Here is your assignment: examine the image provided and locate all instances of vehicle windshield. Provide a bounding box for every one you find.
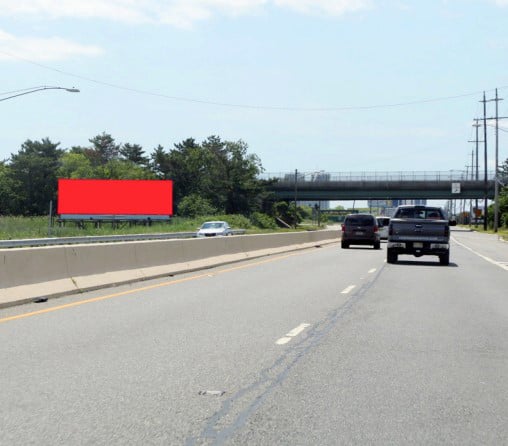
[201,222,225,229]
[396,208,443,219]
[346,216,374,226]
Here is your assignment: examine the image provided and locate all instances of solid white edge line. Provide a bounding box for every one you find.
[452,236,508,272]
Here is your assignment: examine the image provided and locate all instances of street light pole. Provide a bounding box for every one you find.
[0,86,80,102]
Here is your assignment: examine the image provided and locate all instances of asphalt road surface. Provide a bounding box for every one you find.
[1,228,507,445]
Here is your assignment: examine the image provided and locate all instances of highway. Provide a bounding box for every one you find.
[1,228,507,445]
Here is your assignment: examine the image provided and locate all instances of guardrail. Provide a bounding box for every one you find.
[261,171,497,182]
[0,230,246,249]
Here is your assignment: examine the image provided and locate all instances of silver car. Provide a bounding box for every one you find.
[376,217,390,240]
[196,221,232,237]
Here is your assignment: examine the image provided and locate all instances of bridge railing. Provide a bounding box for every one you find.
[261,171,496,182]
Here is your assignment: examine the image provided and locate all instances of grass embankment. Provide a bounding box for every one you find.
[0,215,321,240]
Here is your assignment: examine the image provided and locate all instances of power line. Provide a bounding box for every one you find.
[2,49,508,112]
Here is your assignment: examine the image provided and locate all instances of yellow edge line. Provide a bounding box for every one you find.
[0,248,324,324]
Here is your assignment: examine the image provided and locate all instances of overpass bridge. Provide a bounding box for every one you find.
[263,171,496,201]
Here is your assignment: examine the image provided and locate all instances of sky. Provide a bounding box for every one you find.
[1,0,508,185]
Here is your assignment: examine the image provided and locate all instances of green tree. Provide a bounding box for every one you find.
[162,136,265,214]
[120,143,149,166]
[88,132,119,165]
[201,136,264,214]
[162,138,212,207]
[95,159,155,179]
[57,152,95,178]
[7,138,63,215]
[0,162,14,213]
[150,145,171,178]
[499,157,508,182]
[222,139,263,214]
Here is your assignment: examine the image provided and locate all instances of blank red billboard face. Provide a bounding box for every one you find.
[57,179,173,216]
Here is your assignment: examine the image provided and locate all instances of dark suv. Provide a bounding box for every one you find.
[341,214,380,249]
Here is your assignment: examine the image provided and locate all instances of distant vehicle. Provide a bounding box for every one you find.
[376,217,391,240]
[196,221,232,237]
[387,205,456,265]
[341,214,380,249]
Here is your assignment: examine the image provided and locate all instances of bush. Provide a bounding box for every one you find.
[177,194,217,218]
[250,212,277,229]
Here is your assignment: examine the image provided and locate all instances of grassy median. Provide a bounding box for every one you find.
[0,215,322,240]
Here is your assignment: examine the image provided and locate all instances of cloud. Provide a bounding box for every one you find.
[274,0,373,16]
[0,0,372,28]
[0,29,104,61]
[0,0,372,60]
[0,0,152,23]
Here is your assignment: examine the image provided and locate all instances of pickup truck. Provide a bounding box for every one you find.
[387,205,456,265]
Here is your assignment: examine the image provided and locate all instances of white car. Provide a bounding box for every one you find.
[196,221,232,237]
[376,216,390,240]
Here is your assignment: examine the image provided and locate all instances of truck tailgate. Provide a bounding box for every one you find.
[390,219,448,241]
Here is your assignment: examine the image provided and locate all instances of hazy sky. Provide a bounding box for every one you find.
[1,0,507,178]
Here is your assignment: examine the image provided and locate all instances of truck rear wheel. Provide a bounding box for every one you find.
[387,249,397,264]
[439,252,450,266]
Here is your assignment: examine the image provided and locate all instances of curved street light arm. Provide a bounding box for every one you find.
[0,86,80,102]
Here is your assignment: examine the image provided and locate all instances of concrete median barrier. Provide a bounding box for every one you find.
[0,230,339,308]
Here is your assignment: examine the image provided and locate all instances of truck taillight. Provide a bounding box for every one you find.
[444,225,449,237]
[389,225,393,236]
[341,224,345,231]
[373,225,379,233]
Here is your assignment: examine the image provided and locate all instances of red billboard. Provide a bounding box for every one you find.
[57,179,173,216]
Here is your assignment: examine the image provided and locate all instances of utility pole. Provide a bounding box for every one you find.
[481,92,490,231]
[470,150,474,225]
[480,89,505,232]
[469,119,482,226]
[493,88,503,232]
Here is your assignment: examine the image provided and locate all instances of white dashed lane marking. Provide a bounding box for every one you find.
[276,323,311,345]
[341,285,356,294]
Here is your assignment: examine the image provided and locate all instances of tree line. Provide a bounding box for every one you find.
[0,133,282,221]
[1,132,507,228]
